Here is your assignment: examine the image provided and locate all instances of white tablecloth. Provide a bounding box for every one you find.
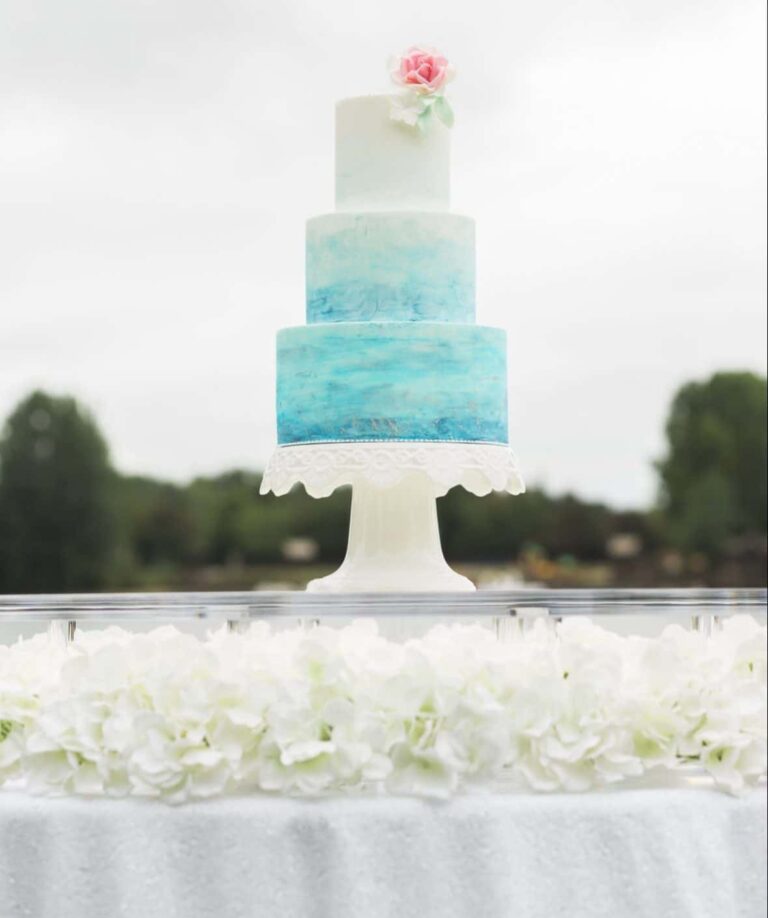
[1,786,765,918]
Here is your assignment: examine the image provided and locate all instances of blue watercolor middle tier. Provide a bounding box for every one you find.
[306,212,475,324]
[276,322,508,445]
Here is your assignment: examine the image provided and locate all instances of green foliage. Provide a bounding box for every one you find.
[657,372,767,553]
[185,473,351,564]
[113,476,197,565]
[0,391,116,592]
[438,487,615,562]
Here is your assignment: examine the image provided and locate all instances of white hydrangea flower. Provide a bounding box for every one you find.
[0,617,764,801]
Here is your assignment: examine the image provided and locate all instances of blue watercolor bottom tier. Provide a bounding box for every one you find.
[276,322,508,445]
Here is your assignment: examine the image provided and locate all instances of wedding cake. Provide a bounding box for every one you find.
[263,49,523,592]
[275,50,509,447]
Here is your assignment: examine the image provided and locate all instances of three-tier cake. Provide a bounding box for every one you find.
[275,91,509,447]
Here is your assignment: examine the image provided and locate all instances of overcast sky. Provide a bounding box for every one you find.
[1,0,765,509]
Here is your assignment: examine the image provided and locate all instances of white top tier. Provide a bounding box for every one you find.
[335,95,450,212]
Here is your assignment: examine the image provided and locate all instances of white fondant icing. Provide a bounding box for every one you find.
[335,96,450,212]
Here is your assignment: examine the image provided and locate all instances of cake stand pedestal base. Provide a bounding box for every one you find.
[260,442,525,594]
[307,475,473,593]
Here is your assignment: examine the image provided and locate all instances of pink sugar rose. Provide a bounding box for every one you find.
[391,46,453,94]
[389,45,455,131]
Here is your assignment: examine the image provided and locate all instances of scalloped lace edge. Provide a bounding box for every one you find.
[260,442,525,498]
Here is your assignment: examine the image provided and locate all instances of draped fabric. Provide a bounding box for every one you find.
[1,786,765,918]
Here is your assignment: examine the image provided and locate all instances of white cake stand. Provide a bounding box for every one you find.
[260,442,525,592]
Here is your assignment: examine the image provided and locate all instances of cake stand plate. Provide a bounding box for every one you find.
[260,442,524,593]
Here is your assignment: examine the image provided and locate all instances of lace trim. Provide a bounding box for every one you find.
[260,442,525,498]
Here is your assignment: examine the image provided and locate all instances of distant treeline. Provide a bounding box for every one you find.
[112,470,653,567]
[0,371,765,592]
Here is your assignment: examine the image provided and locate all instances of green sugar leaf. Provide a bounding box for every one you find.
[417,104,434,134]
[434,96,454,128]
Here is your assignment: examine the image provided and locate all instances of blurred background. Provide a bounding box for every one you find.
[1,0,765,592]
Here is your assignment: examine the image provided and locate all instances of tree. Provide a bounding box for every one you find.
[657,372,767,554]
[113,475,198,567]
[0,391,116,592]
